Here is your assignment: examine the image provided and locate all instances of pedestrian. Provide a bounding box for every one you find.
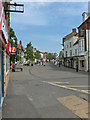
[12,63,15,72]
[43,62,46,66]
[59,61,60,67]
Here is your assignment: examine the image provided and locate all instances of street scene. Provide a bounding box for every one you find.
[0,0,90,119]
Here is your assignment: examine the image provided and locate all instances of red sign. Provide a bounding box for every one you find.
[11,47,17,55]
[6,42,11,53]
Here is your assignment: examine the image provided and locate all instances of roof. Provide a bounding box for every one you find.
[73,40,78,46]
[78,16,90,29]
[22,46,25,51]
[63,29,77,42]
[17,44,21,49]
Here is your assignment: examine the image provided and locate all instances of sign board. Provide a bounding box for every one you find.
[6,42,11,53]
[11,46,17,55]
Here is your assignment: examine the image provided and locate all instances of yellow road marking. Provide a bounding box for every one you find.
[57,95,89,118]
[45,81,90,94]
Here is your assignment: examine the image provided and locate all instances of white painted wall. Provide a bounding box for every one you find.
[64,36,78,58]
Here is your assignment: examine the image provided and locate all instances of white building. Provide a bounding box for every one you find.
[63,29,79,68]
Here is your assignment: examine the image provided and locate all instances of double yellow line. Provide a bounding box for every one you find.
[45,81,90,94]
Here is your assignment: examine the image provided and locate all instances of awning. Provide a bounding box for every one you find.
[66,57,73,60]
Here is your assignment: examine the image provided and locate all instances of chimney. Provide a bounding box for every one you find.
[82,12,88,22]
[20,40,22,45]
[72,28,76,33]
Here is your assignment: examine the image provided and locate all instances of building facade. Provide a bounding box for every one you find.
[78,16,90,72]
[0,0,9,107]
[63,29,78,68]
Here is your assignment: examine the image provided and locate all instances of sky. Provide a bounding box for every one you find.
[10,2,88,54]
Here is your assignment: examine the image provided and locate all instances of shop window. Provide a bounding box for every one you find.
[0,50,2,76]
[6,54,9,73]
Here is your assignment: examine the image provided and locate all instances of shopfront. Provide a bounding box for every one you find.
[78,56,85,71]
[0,0,8,107]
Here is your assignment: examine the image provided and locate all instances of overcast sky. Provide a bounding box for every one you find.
[10,2,88,53]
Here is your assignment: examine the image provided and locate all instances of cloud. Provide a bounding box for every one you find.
[11,2,50,26]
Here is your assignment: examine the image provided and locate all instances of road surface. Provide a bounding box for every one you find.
[2,63,89,119]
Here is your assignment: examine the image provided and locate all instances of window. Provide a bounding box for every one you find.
[6,54,9,73]
[82,40,84,51]
[66,51,67,57]
[79,40,81,52]
[75,49,77,55]
[70,50,72,56]
[70,42,71,48]
[0,50,2,76]
[80,29,84,37]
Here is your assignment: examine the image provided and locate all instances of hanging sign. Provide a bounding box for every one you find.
[11,46,17,55]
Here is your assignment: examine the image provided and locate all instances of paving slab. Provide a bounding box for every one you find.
[57,95,89,118]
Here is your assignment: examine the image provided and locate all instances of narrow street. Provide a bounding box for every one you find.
[2,63,89,119]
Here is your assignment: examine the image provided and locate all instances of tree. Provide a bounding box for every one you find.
[9,27,20,63]
[9,27,17,46]
[35,50,41,60]
[47,53,54,60]
[24,42,34,62]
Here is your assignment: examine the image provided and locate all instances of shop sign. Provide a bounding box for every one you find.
[11,46,17,55]
[78,57,84,60]
[0,0,8,43]
[6,42,11,53]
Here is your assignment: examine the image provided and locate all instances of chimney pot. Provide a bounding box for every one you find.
[72,28,76,32]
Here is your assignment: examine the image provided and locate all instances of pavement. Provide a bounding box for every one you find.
[0,109,1,120]
[50,62,89,75]
[2,63,89,119]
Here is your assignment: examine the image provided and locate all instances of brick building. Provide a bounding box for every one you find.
[78,16,90,72]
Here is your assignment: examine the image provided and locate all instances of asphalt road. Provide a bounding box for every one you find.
[2,63,89,119]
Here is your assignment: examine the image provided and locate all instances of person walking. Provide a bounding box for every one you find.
[12,63,15,72]
[43,62,46,66]
[59,61,60,67]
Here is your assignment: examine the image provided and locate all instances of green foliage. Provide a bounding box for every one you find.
[35,50,41,60]
[9,27,21,62]
[25,42,34,61]
[47,53,54,60]
[9,27,17,46]
[16,55,21,61]
[27,42,32,48]
[10,55,15,63]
